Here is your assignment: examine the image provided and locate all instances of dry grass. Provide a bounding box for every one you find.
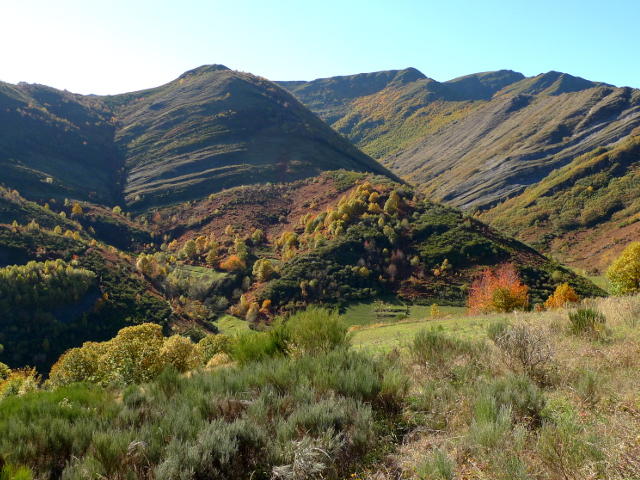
[362,294,640,480]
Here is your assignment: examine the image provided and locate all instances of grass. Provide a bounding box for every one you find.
[350,313,493,353]
[341,300,465,327]
[215,314,251,335]
[172,264,228,282]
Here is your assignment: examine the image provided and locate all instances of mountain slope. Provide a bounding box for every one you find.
[280,69,640,210]
[0,65,397,211]
[0,82,123,204]
[109,65,397,209]
[481,134,640,271]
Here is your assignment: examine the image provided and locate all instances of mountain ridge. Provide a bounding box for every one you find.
[0,65,398,211]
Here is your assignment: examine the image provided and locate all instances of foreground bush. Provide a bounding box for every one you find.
[568,308,607,338]
[489,321,554,383]
[0,350,406,480]
[48,324,201,387]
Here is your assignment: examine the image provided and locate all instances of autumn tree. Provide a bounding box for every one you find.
[607,241,640,295]
[181,239,197,260]
[468,263,529,314]
[71,202,83,217]
[544,283,579,309]
[220,255,246,272]
[251,228,265,245]
[252,258,275,282]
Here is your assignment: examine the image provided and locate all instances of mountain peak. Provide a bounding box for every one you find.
[178,64,231,79]
[392,67,427,84]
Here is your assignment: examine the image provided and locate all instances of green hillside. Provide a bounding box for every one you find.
[0,65,397,212]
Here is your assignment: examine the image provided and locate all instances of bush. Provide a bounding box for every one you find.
[230,332,283,365]
[283,307,350,355]
[536,397,606,479]
[482,374,546,426]
[607,241,640,295]
[415,449,455,480]
[0,350,401,480]
[49,324,203,387]
[197,334,231,363]
[490,322,554,382]
[468,263,529,314]
[410,328,485,375]
[568,308,607,338]
[544,283,579,309]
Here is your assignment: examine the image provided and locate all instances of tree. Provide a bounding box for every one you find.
[252,258,275,282]
[220,255,246,272]
[71,202,83,217]
[544,283,579,309]
[607,241,640,295]
[205,246,218,266]
[181,239,197,260]
[195,236,208,254]
[251,228,265,245]
[468,263,529,314]
[383,191,401,215]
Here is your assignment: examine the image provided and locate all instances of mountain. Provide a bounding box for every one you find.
[280,69,640,210]
[481,134,640,272]
[0,65,396,210]
[0,66,605,372]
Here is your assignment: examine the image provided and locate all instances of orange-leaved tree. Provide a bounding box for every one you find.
[544,283,579,310]
[468,263,529,314]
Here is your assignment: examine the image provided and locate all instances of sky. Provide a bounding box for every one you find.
[1,0,638,95]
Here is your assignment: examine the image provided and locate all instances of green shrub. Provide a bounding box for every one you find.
[482,374,546,426]
[415,448,455,480]
[536,398,606,479]
[0,350,402,479]
[568,308,607,338]
[197,334,232,363]
[0,464,33,480]
[230,331,283,365]
[284,307,350,355]
[410,328,485,375]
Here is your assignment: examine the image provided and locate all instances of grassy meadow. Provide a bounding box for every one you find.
[2,293,640,479]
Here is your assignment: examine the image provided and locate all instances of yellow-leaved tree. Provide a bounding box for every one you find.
[607,241,640,295]
[544,283,579,309]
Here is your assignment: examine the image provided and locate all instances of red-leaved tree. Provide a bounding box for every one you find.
[468,263,529,314]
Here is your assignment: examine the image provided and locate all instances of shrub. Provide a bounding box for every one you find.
[468,263,529,314]
[544,283,579,309]
[0,362,10,381]
[283,307,350,355]
[410,328,485,375]
[0,463,33,480]
[159,335,201,373]
[607,241,640,295]
[0,368,39,399]
[536,397,606,479]
[252,258,275,282]
[220,255,246,272]
[49,324,203,387]
[568,308,607,338]
[415,449,455,480]
[490,323,554,382]
[481,374,546,426]
[230,332,283,365]
[197,334,231,363]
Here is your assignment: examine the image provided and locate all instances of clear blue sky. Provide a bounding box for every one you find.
[1,0,638,95]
